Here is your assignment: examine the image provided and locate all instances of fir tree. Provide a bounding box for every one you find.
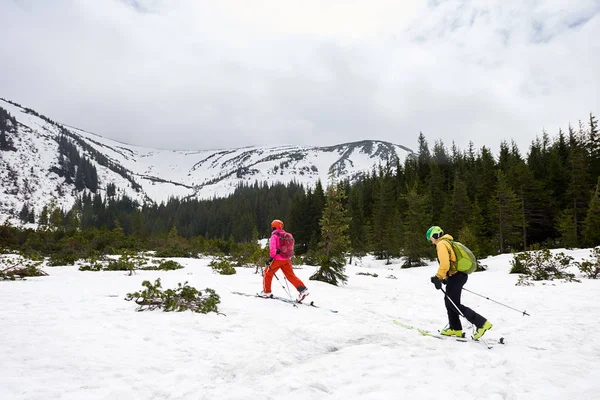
[38,206,49,226]
[567,146,592,244]
[450,172,470,233]
[582,176,600,247]
[427,162,446,226]
[347,187,368,259]
[462,200,487,257]
[48,201,63,231]
[19,204,30,223]
[310,183,350,286]
[587,113,600,181]
[371,170,395,261]
[401,187,431,267]
[489,170,523,253]
[417,132,431,184]
[0,127,8,151]
[556,209,578,248]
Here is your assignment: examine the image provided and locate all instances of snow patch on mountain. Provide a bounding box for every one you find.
[0,98,415,224]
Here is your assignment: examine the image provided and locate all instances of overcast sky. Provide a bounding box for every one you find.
[1,0,599,154]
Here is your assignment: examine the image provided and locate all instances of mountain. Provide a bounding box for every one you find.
[0,98,415,224]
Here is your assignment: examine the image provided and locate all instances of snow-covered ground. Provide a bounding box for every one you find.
[1,249,599,400]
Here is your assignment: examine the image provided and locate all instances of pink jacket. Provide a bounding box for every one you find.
[269,228,289,260]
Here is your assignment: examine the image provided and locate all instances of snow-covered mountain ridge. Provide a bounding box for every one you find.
[0,98,415,223]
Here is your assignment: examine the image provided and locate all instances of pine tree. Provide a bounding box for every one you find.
[75,159,86,191]
[556,209,578,248]
[461,200,487,256]
[450,172,470,233]
[567,146,592,244]
[48,201,63,230]
[587,113,600,181]
[428,162,446,225]
[310,183,350,286]
[0,127,8,150]
[347,187,368,259]
[39,205,49,226]
[371,170,395,261]
[472,146,497,228]
[402,187,431,267]
[304,181,326,251]
[19,203,30,223]
[489,170,523,253]
[417,132,431,184]
[582,176,600,246]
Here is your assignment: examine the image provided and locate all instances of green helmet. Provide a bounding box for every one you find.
[426,226,444,241]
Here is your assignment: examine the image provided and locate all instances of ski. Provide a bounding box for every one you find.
[231,291,338,313]
[393,320,468,342]
[393,320,505,346]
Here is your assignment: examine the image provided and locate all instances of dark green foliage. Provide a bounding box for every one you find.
[300,249,320,266]
[310,183,350,286]
[576,247,600,279]
[555,209,578,248]
[582,177,600,246]
[1,110,599,262]
[209,258,237,275]
[310,254,347,285]
[154,226,192,258]
[0,255,47,280]
[0,107,17,151]
[143,260,184,271]
[125,278,221,314]
[230,240,264,268]
[47,251,79,266]
[356,271,378,277]
[489,170,524,253]
[510,245,577,282]
[401,187,431,268]
[371,166,397,261]
[106,251,148,273]
[347,186,368,258]
[51,135,98,192]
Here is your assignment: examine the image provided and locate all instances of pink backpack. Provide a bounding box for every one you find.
[276,231,295,258]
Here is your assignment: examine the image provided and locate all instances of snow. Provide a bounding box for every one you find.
[1,249,599,399]
[1,98,414,224]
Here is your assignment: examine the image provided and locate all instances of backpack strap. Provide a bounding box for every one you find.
[441,239,457,270]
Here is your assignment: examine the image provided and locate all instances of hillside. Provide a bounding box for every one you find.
[0,98,414,224]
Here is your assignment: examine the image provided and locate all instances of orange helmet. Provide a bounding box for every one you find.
[271,219,284,229]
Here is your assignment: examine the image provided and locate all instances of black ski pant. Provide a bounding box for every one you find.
[444,272,487,330]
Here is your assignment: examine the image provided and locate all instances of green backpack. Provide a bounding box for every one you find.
[445,239,478,274]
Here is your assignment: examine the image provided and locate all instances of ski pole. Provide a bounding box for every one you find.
[463,288,530,316]
[283,276,294,299]
[271,269,297,306]
[440,288,465,319]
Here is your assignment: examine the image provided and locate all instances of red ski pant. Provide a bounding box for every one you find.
[263,259,305,293]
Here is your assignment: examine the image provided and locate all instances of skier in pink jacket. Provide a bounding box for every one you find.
[259,219,309,302]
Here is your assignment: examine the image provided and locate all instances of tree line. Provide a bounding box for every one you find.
[3,112,599,267]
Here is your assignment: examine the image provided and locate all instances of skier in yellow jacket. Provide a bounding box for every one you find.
[427,226,492,340]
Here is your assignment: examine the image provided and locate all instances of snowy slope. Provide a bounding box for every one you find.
[0,98,414,224]
[0,248,599,399]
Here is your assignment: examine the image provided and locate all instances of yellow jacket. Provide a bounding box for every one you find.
[435,234,457,279]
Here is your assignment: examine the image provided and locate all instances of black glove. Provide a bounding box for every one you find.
[430,276,442,290]
[265,258,273,267]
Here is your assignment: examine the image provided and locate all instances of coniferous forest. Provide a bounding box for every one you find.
[1,112,599,268]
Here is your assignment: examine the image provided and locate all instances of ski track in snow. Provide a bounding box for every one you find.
[1,250,599,399]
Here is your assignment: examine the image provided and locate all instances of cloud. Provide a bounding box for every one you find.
[0,0,598,155]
